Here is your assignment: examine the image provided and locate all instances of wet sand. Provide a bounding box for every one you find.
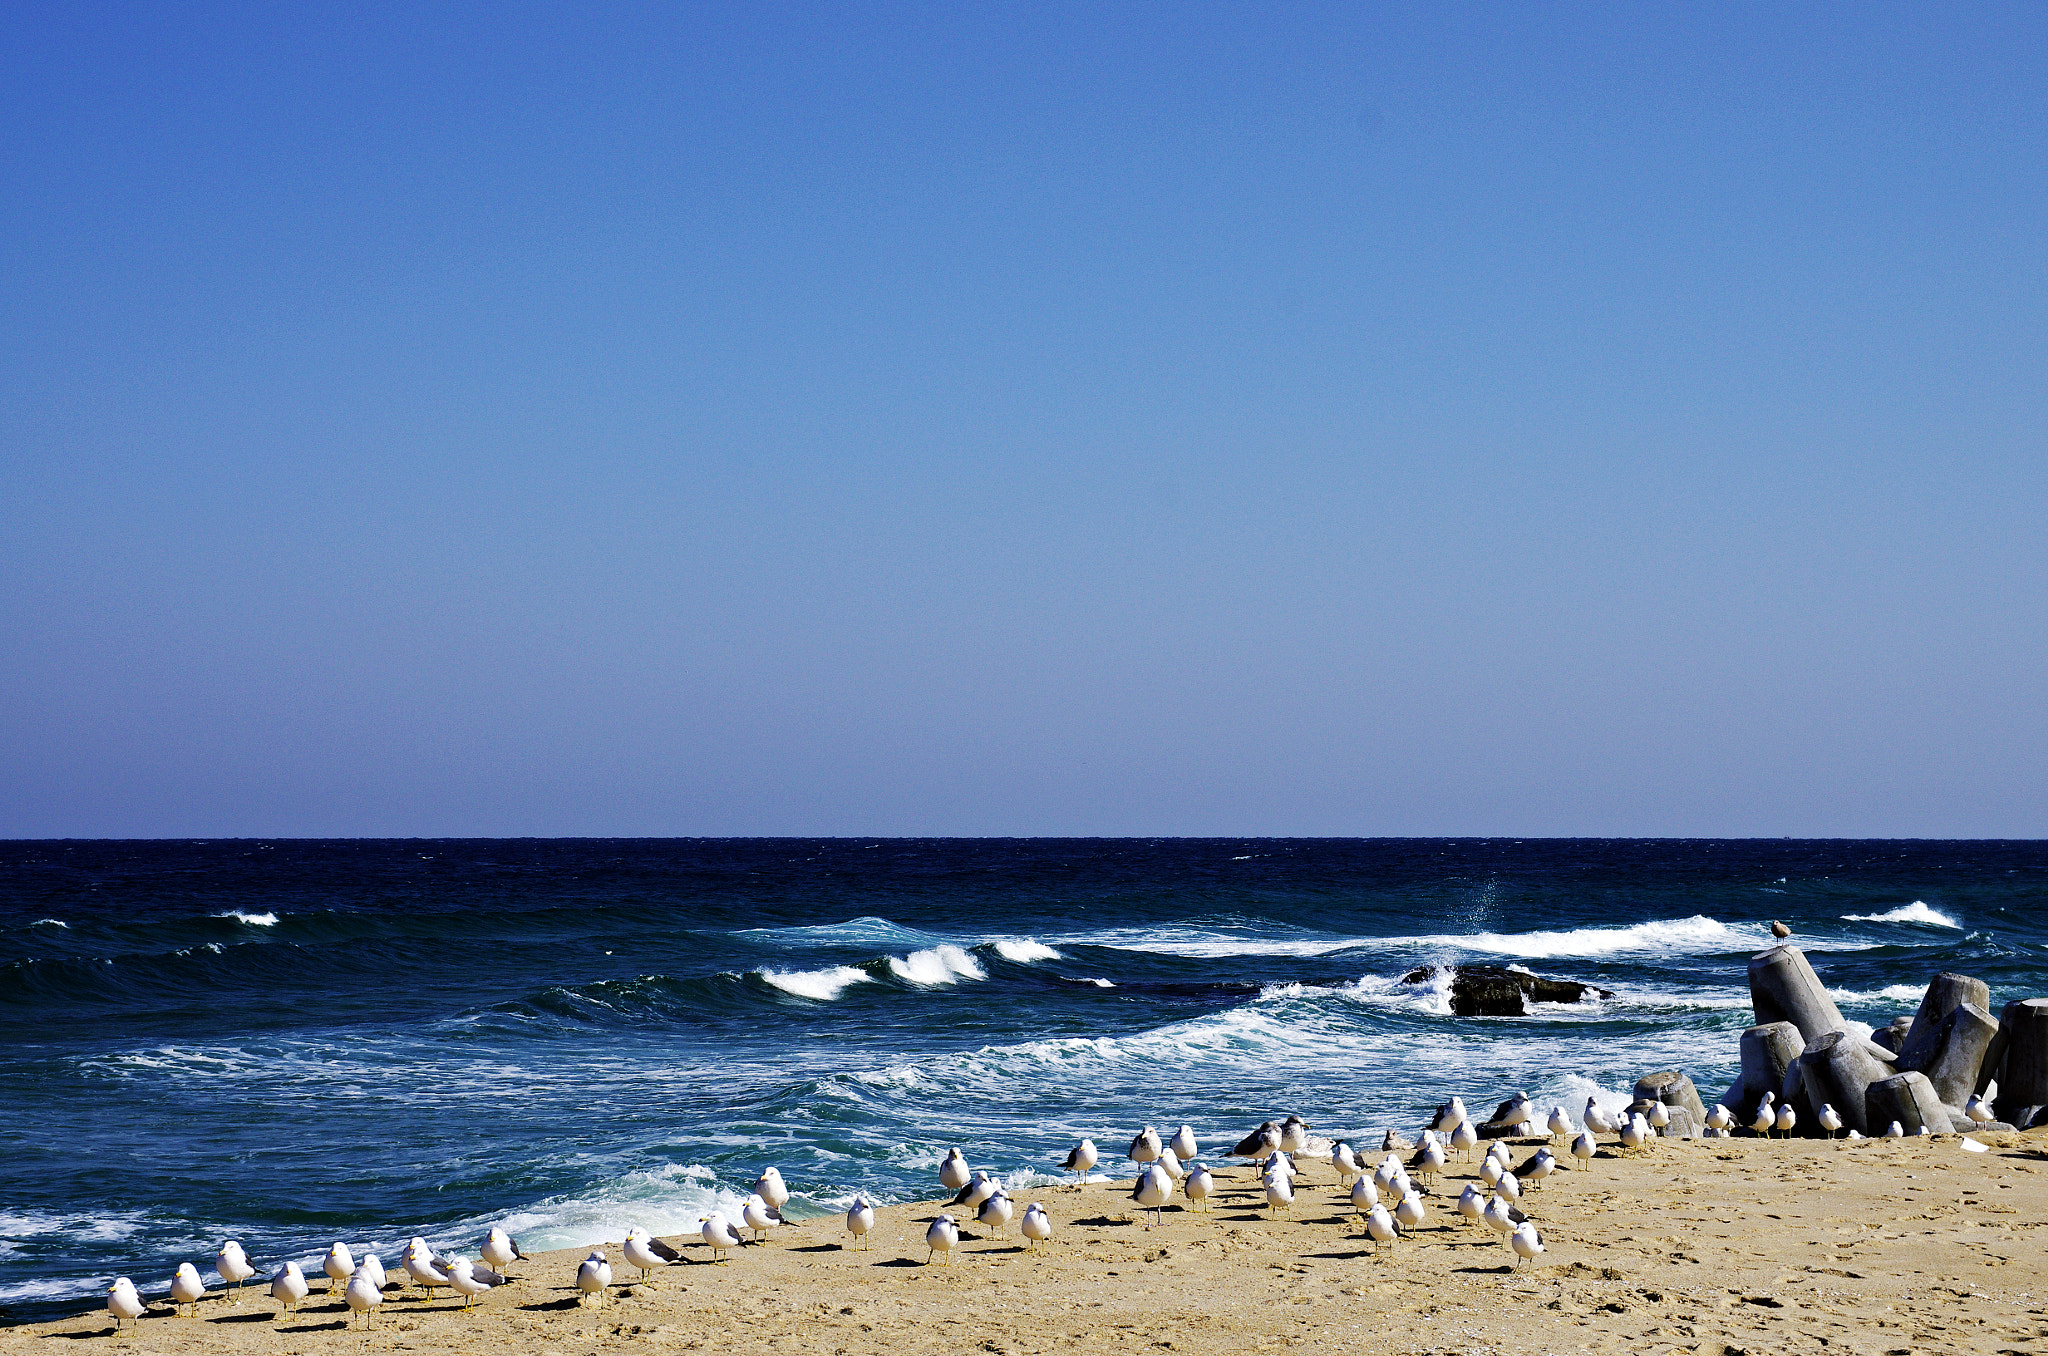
[13,1131,2048,1356]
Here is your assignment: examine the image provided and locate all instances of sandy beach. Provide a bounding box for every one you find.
[13,1129,2048,1356]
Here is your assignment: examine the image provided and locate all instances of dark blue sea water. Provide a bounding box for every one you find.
[3,838,2044,1322]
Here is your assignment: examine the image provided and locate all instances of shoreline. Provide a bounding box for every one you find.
[12,1130,2048,1355]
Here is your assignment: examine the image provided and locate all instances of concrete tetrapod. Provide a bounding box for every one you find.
[1714,1022,1805,1125]
[1897,973,1993,1070]
[1747,945,1846,1044]
[1796,1030,1897,1137]
[1986,999,2048,1128]
[1633,1071,1708,1130]
[1866,1071,1954,1136]
[1898,1000,1999,1118]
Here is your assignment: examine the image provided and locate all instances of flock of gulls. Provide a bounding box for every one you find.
[91,1085,1879,1333]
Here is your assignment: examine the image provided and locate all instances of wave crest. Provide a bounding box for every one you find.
[759,965,877,1002]
[888,945,985,986]
[1841,902,1959,928]
[993,939,1062,963]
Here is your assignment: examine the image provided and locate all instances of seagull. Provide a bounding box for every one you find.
[1479,1155,1504,1188]
[1547,1106,1573,1142]
[1456,1183,1485,1228]
[1643,1100,1671,1132]
[1020,1202,1053,1253]
[1514,1148,1558,1188]
[576,1249,613,1303]
[322,1242,355,1294]
[1231,1121,1283,1162]
[1350,1176,1379,1219]
[1185,1163,1216,1210]
[1885,1119,1905,1138]
[1845,1129,1864,1140]
[1510,1220,1545,1267]
[700,1216,742,1262]
[977,1189,1014,1238]
[1395,1190,1427,1233]
[1416,1139,1448,1186]
[1365,1204,1399,1256]
[1750,1092,1777,1137]
[170,1262,206,1317]
[1280,1116,1311,1155]
[216,1241,255,1301]
[845,1195,876,1249]
[1771,920,1791,938]
[1265,1151,1298,1183]
[753,1167,792,1214]
[1132,1163,1173,1227]
[446,1258,495,1313]
[1705,1104,1733,1134]
[1450,1120,1479,1159]
[107,1277,145,1330]
[344,1269,384,1328]
[1373,1154,1401,1190]
[1169,1125,1198,1162]
[1129,1125,1163,1166]
[269,1261,310,1316]
[1618,1115,1649,1155]
[623,1227,681,1276]
[1482,1194,1525,1244]
[925,1213,960,1264]
[481,1227,525,1280]
[952,1170,998,1208]
[1583,1098,1616,1137]
[742,1193,780,1242]
[403,1239,452,1301]
[1060,1139,1099,1180]
[357,1253,387,1293]
[1154,1148,1184,1182]
[1330,1140,1361,1184]
[1263,1173,1294,1215]
[1571,1130,1596,1163]
[1496,1171,1522,1205]
[1818,1103,1843,1138]
[940,1148,973,1192]
[1439,1097,1468,1133]
[1966,1091,1997,1126]
[1775,1103,1797,1139]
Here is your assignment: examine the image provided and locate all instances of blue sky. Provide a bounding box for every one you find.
[3,3,2045,837]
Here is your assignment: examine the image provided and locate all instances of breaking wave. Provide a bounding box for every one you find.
[1841,902,1959,928]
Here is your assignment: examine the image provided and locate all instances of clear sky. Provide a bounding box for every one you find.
[3,3,2044,838]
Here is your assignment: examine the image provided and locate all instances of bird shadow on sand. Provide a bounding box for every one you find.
[871,1258,922,1268]
[789,1244,841,1253]
[1220,1213,1269,1222]
[1071,1217,1130,1228]
[279,1320,350,1333]
[47,1328,112,1341]
[210,1310,277,1324]
[1451,1264,1515,1275]
[517,1296,587,1312]
[970,1245,1026,1256]
[1303,1250,1378,1261]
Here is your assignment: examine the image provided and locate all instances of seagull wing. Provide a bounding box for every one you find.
[647,1237,682,1262]
[1230,1124,1275,1156]
[470,1264,505,1287]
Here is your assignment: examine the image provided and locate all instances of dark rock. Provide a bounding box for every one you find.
[1399,965,1613,1018]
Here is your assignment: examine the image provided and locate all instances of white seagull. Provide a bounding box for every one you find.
[1351,1176,1380,1219]
[344,1269,384,1328]
[322,1242,355,1294]
[1020,1202,1053,1253]
[1456,1183,1485,1228]
[1185,1163,1216,1210]
[576,1249,613,1304]
[107,1278,145,1330]
[269,1260,309,1316]
[357,1252,387,1293]
[1619,1114,1650,1154]
[1750,1092,1777,1137]
[623,1227,681,1276]
[925,1213,960,1265]
[1450,1121,1480,1159]
[1885,1120,1905,1138]
[978,1189,1015,1238]
[845,1195,876,1250]
[952,1170,1000,1209]
[1644,1101,1671,1131]
[1279,1117,1311,1155]
[1395,1190,1427,1233]
[1060,1139,1099,1180]
[1169,1124,1199,1162]
[1330,1140,1361,1185]
[741,1193,780,1242]
[939,1148,973,1192]
[1365,1204,1399,1256]
[481,1227,525,1280]
[1132,1163,1173,1226]
[446,1258,496,1313]
[1510,1220,1545,1267]
[1705,1104,1733,1134]
[1129,1125,1163,1166]
[403,1238,452,1302]
[753,1167,792,1214]
[1479,1155,1504,1188]
[1583,1097,1616,1137]
[1547,1106,1573,1142]
[170,1262,206,1318]
[1571,1130,1596,1163]
[1775,1103,1797,1138]
[700,1216,742,1262]
[1818,1103,1844,1138]
[1496,1171,1522,1205]
[1440,1097,1467,1133]
[1966,1091,1997,1126]
[1263,1173,1294,1214]
[216,1241,255,1301]
[1154,1148,1184,1182]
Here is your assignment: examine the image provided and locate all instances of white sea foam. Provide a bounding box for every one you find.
[993,938,1062,963]
[30,918,67,928]
[1067,914,1766,961]
[215,910,279,926]
[759,965,877,1001]
[473,1163,756,1254]
[1827,982,1926,1004]
[1841,902,1960,928]
[888,945,985,986]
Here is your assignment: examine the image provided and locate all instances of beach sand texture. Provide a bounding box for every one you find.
[14,1132,2048,1356]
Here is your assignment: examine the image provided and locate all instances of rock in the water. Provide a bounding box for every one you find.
[1398,965,1612,1017]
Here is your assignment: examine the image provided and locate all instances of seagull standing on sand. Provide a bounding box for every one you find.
[1263,1173,1294,1215]
[1185,1163,1215,1210]
[1967,1091,1997,1126]
[344,1270,383,1328]
[1169,1125,1198,1162]
[322,1242,355,1294]
[1515,1148,1557,1188]
[1154,1148,1184,1182]
[446,1258,496,1313]
[1619,1116,1649,1155]
[1020,1202,1053,1252]
[977,1189,1014,1238]
[1365,1204,1399,1256]
[170,1262,206,1317]
[845,1195,876,1250]
[924,1214,959,1264]
[1331,1140,1361,1184]
[1439,1097,1467,1133]
[953,1171,1000,1209]
[1417,1138,1447,1187]
[1280,1117,1311,1156]
[1510,1220,1545,1267]
[1450,1120,1479,1159]
[1775,1103,1797,1138]
[269,1261,310,1316]
[1547,1106,1573,1143]
[1479,1155,1504,1188]
[1231,1121,1283,1164]
[358,1253,387,1292]
[742,1193,780,1241]
[1571,1130,1596,1164]
[1395,1191,1426,1233]
[404,1239,452,1302]
[1583,1098,1616,1137]
[1885,1120,1905,1138]
[107,1278,145,1330]
[481,1228,525,1280]
[940,1148,973,1192]
[1705,1104,1733,1134]
[1818,1103,1843,1138]
[1061,1139,1099,1180]
[576,1249,613,1304]
[1496,1171,1522,1206]
[1456,1184,1485,1228]
[1750,1092,1777,1137]
[1129,1125,1163,1167]
[1349,1176,1378,1220]
[623,1227,681,1276]
[1644,1101,1671,1132]
[216,1241,255,1301]
[700,1216,742,1262]
[1131,1164,1173,1227]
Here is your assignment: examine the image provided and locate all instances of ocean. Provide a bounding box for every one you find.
[2,837,2042,1322]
